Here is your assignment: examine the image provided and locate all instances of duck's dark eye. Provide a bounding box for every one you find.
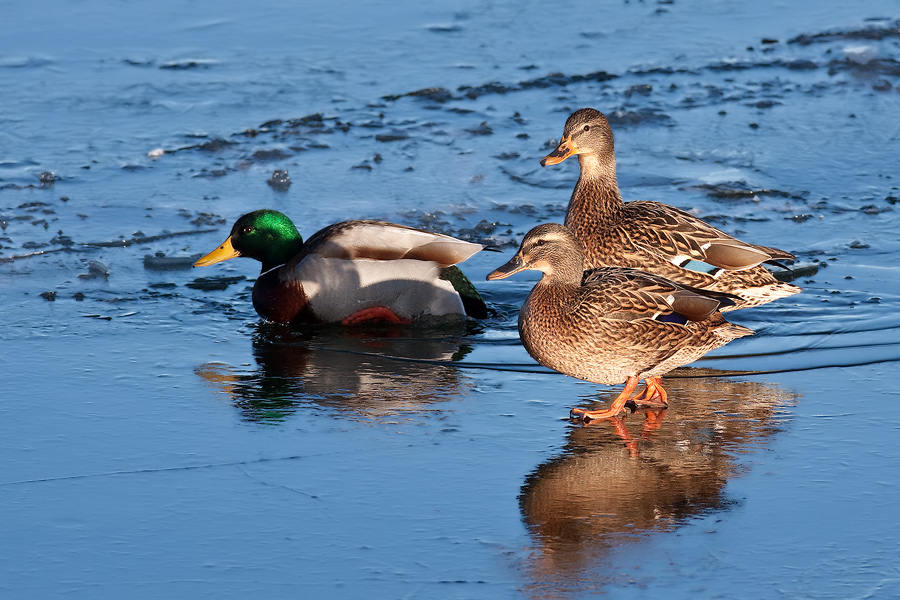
[583,125,591,132]
[534,239,546,247]
[241,226,254,235]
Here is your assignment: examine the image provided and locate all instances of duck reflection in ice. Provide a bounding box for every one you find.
[519,375,796,594]
[196,322,475,423]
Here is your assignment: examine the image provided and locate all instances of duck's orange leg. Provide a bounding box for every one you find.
[571,376,640,422]
[342,306,412,326]
[629,377,668,408]
[628,383,653,404]
[644,377,669,406]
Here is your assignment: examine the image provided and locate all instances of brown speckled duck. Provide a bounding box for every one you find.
[487,223,753,421]
[194,210,487,325]
[541,108,800,310]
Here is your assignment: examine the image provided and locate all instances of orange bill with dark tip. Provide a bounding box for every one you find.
[194,236,241,267]
[540,135,578,166]
[486,254,526,280]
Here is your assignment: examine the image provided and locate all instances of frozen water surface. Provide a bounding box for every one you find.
[2,0,900,598]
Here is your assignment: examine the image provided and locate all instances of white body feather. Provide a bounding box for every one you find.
[293,255,465,322]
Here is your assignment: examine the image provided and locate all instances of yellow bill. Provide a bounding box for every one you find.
[194,236,241,267]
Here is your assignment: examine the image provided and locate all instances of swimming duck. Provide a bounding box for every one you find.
[487,223,753,421]
[194,210,487,325]
[541,108,800,310]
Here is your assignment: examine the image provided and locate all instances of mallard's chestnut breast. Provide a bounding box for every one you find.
[252,270,315,324]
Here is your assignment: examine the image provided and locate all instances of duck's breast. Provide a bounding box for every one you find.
[253,269,312,324]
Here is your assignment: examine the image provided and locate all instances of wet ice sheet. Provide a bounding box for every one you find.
[3,321,899,599]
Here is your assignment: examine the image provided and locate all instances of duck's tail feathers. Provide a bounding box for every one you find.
[440,265,489,319]
[720,281,801,311]
[713,320,755,340]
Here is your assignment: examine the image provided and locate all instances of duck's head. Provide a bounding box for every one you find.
[540,108,614,167]
[194,209,305,272]
[486,223,584,284]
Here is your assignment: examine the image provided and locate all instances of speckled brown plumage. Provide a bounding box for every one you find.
[542,108,800,310]
[487,224,753,420]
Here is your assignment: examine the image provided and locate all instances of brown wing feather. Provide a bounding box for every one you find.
[579,267,722,322]
[623,201,794,269]
[301,220,482,267]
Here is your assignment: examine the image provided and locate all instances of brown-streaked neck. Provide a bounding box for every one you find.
[565,153,624,233]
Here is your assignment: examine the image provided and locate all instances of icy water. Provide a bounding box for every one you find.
[2,1,900,598]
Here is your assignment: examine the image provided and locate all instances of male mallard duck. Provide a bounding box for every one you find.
[194,210,487,325]
[487,223,753,421]
[541,108,800,310]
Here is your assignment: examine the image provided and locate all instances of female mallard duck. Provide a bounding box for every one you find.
[487,223,753,421]
[541,108,800,310]
[194,210,487,325]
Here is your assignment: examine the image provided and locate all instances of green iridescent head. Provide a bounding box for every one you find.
[194,210,305,272]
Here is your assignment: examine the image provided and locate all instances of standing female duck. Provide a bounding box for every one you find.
[487,224,752,421]
[194,209,487,325]
[541,108,799,309]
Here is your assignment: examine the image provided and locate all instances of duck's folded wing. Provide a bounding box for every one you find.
[303,221,482,267]
[580,267,723,322]
[623,201,795,270]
